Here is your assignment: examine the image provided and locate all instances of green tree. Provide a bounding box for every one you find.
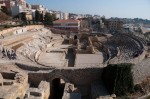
[35,10,41,23]
[52,14,56,21]
[20,12,27,25]
[102,63,134,96]
[40,14,44,22]
[44,13,53,25]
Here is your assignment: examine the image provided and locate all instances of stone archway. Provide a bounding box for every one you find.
[51,78,65,99]
[74,35,78,40]
[49,73,70,99]
[49,73,70,83]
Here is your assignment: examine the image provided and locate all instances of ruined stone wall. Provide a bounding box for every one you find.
[129,50,146,64]
[13,27,27,35]
[15,62,53,71]
[133,58,150,84]
[60,67,103,96]
[28,67,103,97]
[52,67,103,85]
[0,27,21,35]
[0,72,29,99]
[25,25,44,30]
[38,81,50,99]
[0,25,44,35]
[62,83,81,99]
[51,28,67,34]
[109,49,146,64]
[28,73,50,87]
[28,67,103,86]
[34,50,42,62]
[1,72,16,79]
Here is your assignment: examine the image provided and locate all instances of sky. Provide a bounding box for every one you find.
[26,0,150,20]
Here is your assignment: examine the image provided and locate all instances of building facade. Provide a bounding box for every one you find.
[104,19,123,31]
[63,12,69,20]
[53,19,80,32]
[0,0,26,12]
[31,4,47,16]
[78,18,90,31]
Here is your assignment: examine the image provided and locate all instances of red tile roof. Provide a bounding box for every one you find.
[54,19,80,23]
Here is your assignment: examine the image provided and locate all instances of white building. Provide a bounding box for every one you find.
[63,12,69,20]
[93,15,101,19]
[15,0,26,8]
[31,4,47,15]
[11,4,33,17]
[55,11,64,19]
[123,24,139,32]
[11,5,26,16]
[53,19,80,32]
[54,11,69,20]
[0,0,28,16]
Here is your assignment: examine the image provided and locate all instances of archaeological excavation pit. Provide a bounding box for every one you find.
[0,25,149,99]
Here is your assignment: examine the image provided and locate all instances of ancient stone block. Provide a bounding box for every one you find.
[0,73,3,86]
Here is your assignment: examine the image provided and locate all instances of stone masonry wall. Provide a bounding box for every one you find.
[28,67,103,86]
[58,67,103,85]
[0,25,44,35]
[28,67,103,97]
[28,72,50,87]
[133,58,150,84]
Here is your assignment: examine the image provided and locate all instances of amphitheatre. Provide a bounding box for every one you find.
[0,25,150,99]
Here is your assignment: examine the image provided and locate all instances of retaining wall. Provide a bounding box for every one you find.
[133,58,150,84]
[0,25,44,35]
[28,67,103,86]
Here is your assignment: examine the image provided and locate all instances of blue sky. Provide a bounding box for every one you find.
[26,0,150,19]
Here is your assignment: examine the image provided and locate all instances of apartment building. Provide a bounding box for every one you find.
[78,18,90,30]
[31,4,47,14]
[0,0,26,11]
[53,19,80,32]
[104,19,123,30]
[63,12,69,20]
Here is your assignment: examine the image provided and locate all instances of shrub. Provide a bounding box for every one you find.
[102,63,134,96]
